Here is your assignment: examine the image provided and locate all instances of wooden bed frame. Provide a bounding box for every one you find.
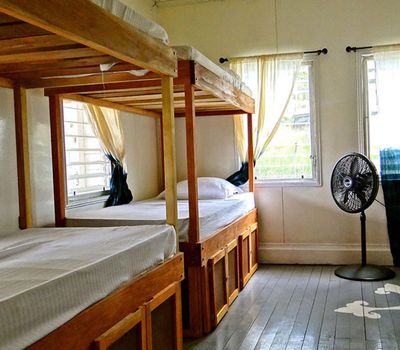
[42,54,258,336]
[1,1,259,337]
[0,1,184,348]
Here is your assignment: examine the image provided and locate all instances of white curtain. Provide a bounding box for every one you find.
[230,53,303,162]
[373,47,400,150]
[84,104,127,169]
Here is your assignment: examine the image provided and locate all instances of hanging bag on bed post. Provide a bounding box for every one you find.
[105,155,133,207]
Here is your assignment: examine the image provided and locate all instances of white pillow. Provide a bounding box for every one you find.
[158,177,242,200]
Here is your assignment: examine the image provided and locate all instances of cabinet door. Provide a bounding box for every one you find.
[239,229,251,289]
[226,239,239,305]
[94,307,146,350]
[145,282,183,350]
[208,249,229,327]
[249,223,258,276]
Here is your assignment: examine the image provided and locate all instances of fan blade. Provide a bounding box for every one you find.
[343,190,350,206]
[355,191,367,208]
[350,156,359,177]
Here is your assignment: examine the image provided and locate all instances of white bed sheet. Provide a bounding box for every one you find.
[66,192,255,242]
[90,0,169,44]
[0,225,176,350]
[173,45,253,96]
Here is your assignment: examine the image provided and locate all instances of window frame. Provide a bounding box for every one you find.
[254,56,322,187]
[63,100,111,209]
[356,50,375,162]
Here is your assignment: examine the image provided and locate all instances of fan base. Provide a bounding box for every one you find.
[335,264,395,281]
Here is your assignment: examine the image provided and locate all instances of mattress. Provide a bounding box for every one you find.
[173,45,253,96]
[0,225,176,350]
[66,192,255,242]
[90,0,169,44]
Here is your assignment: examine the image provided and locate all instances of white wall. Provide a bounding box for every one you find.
[175,116,237,181]
[157,0,399,264]
[0,88,19,234]
[0,90,160,234]
[27,90,54,227]
[121,112,161,200]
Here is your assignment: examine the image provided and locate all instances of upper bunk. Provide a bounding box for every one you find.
[43,44,255,117]
[0,0,179,231]
[0,0,177,99]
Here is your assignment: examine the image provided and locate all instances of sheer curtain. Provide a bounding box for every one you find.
[84,104,133,206]
[374,47,400,265]
[230,53,303,163]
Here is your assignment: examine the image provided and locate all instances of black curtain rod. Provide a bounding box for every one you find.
[219,48,328,64]
[346,45,373,53]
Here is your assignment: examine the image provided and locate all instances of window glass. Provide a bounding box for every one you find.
[63,100,111,200]
[255,61,319,183]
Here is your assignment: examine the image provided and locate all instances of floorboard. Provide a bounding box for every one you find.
[184,265,400,350]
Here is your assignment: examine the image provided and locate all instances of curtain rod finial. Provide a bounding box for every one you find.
[219,57,229,64]
[346,46,353,52]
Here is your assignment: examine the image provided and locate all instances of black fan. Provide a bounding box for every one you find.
[331,152,395,281]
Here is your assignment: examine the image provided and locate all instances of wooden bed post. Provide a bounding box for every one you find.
[159,115,165,190]
[184,82,200,243]
[161,76,178,243]
[247,113,255,192]
[49,95,66,227]
[13,84,32,229]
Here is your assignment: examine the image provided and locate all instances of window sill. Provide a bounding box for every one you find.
[66,195,109,210]
[255,179,322,188]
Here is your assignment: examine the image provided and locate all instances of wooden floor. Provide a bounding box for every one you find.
[184,265,400,350]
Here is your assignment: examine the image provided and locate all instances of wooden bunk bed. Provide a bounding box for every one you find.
[50,44,258,337]
[0,0,184,348]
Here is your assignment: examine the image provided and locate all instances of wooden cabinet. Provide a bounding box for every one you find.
[208,239,240,327]
[239,223,258,289]
[94,282,183,350]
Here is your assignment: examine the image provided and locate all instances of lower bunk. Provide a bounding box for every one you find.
[0,226,184,350]
[65,195,258,338]
[180,208,258,337]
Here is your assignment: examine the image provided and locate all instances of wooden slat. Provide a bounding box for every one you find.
[175,109,245,117]
[247,113,255,192]
[2,62,142,80]
[0,56,119,74]
[13,84,32,229]
[28,253,184,350]
[45,80,162,96]
[0,0,177,76]
[0,12,19,24]
[26,72,160,89]
[62,94,160,119]
[94,307,146,350]
[184,81,200,244]
[49,95,66,227]
[0,47,101,65]
[161,76,178,240]
[0,75,13,88]
[0,21,49,39]
[0,34,75,54]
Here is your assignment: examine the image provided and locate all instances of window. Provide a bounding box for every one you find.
[255,59,320,185]
[359,49,400,174]
[63,100,111,205]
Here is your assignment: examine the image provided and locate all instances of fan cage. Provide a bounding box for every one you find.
[330,152,379,213]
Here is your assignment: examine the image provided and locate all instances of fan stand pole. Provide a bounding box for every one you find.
[335,210,395,281]
[361,210,366,266]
